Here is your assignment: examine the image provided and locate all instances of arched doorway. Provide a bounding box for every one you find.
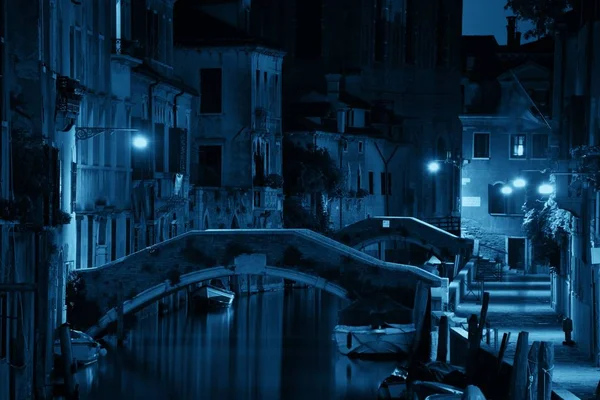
[203,215,210,230]
[231,215,240,229]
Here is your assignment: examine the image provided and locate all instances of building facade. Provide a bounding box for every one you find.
[459,32,554,271]
[206,0,464,224]
[550,4,600,364]
[0,0,86,397]
[174,5,284,230]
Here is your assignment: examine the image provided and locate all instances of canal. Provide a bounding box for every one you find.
[77,289,399,400]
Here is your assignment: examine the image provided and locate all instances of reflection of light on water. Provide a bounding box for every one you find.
[333,356,398,398]
[74,362,99,396]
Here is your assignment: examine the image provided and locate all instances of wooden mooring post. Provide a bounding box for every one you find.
[527,341,540,400]
[508,331,529,400]
[436,315,449,362]
[58,323,77,399]
[466,314,480,383]
[537,341,554,400]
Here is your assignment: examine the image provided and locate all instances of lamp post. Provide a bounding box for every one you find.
[427,154,470,217]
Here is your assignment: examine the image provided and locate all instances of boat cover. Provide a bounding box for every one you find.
[338,297,413,326]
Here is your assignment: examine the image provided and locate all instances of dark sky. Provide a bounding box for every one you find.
[463,0,534,44]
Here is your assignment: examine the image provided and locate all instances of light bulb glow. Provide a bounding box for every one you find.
[427,161,441,173]
[501,186,513,195]
[132,135,148,149]
[512,178,527,188]
[538,183,554,195]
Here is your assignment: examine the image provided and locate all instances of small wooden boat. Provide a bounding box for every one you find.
[192,280,235,309]
[334,297,416,358]
[334,323,416,358]
[377,367,409,399]
[53,329,106,366]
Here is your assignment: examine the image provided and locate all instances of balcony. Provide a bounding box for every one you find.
[111,38,145,65]
[56,76,85,118]
[254,108,281,135]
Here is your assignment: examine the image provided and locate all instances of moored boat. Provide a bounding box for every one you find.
[192,280,235,309]
[53,329,106,366]
[333,297,415,358]
[334,323,416,358]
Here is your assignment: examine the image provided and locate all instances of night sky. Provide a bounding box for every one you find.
[463,0,535,44]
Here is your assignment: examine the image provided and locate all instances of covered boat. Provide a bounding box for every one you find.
[53,329,106,366]
[192,279,235,309]
[333,297,416,358]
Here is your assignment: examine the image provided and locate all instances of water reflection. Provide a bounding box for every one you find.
[82,289,398,400]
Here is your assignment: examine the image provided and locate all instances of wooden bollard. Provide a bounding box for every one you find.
[462,385,487,399]
[437,315,449,362]
[466,314,480,383]
[508,331,529,400]
[537,341,554,400]
[58,323,77,399]
[527,341,540,400]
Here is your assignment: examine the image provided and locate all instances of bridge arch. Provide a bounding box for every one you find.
[86,265,350,338]
[333,217,473,263]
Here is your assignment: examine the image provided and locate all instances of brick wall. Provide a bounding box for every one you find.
[76,230,443,321]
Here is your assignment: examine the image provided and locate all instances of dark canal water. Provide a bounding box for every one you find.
[76,289,399,400]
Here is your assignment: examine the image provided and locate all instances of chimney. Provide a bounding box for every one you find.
[506,16,517,47]
[325,73,342,100]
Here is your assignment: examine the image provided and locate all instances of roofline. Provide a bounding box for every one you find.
[175,42,286,56]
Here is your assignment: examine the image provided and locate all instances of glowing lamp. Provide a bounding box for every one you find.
[132,135,148,149]
[538,183,554,195]
[500,186,513,195]
[512,178,526,188]
[427,161,441,173]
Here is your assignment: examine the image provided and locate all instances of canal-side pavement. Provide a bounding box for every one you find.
[454,273,600,400]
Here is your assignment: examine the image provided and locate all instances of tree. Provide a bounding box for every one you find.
[282,137,344,233]
[505,0,575,38]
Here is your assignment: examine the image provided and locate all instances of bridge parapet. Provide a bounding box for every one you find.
[333,217,474,265]
[75,229,445,337]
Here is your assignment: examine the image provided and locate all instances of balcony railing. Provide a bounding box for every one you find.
[253,186,282,211]
[424,216,461,236]
[111,38,145,60]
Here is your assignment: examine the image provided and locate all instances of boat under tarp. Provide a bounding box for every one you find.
[337,297,413,328]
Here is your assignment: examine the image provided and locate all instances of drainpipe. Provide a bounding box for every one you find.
[147,79,161,176]
[173,89,185,129]
[374,142,400,215]
[339,137,345,229]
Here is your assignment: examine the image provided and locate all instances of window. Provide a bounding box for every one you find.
[200,68,223,114]
[380,172,392,195]
[368,171,374,194]
[488,183,523,215]
[473,133,490,159]
[531,134,549,159]
[0,292,6,359]
[169,128,186,173]
[342,141,348,152]
[197,145,222,187]
[111,219,117,261]
[358,141,364,153]
[510,134,526,159]
[374,0,386,62]
[125,217,131,256]
[154,123,165,172]
[357,170,361,190]
[294,0,322,59]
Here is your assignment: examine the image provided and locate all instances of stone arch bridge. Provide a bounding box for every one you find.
[332,217,473,265]
[77,229,445,338]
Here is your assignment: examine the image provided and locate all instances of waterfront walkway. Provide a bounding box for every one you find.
[454,272,599,399]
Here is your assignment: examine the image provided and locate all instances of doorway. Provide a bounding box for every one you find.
[507,237,526,270]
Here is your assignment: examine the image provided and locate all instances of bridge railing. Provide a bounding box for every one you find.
[423,216,461,236]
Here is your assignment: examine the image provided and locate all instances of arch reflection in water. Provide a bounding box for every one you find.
[84,290,398,400]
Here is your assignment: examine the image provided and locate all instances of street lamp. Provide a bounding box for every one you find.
[501,185,513,195]
[512,178,527,188]
[538,183,555,195]
[427,161,441,173]
[132,135,149,149]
